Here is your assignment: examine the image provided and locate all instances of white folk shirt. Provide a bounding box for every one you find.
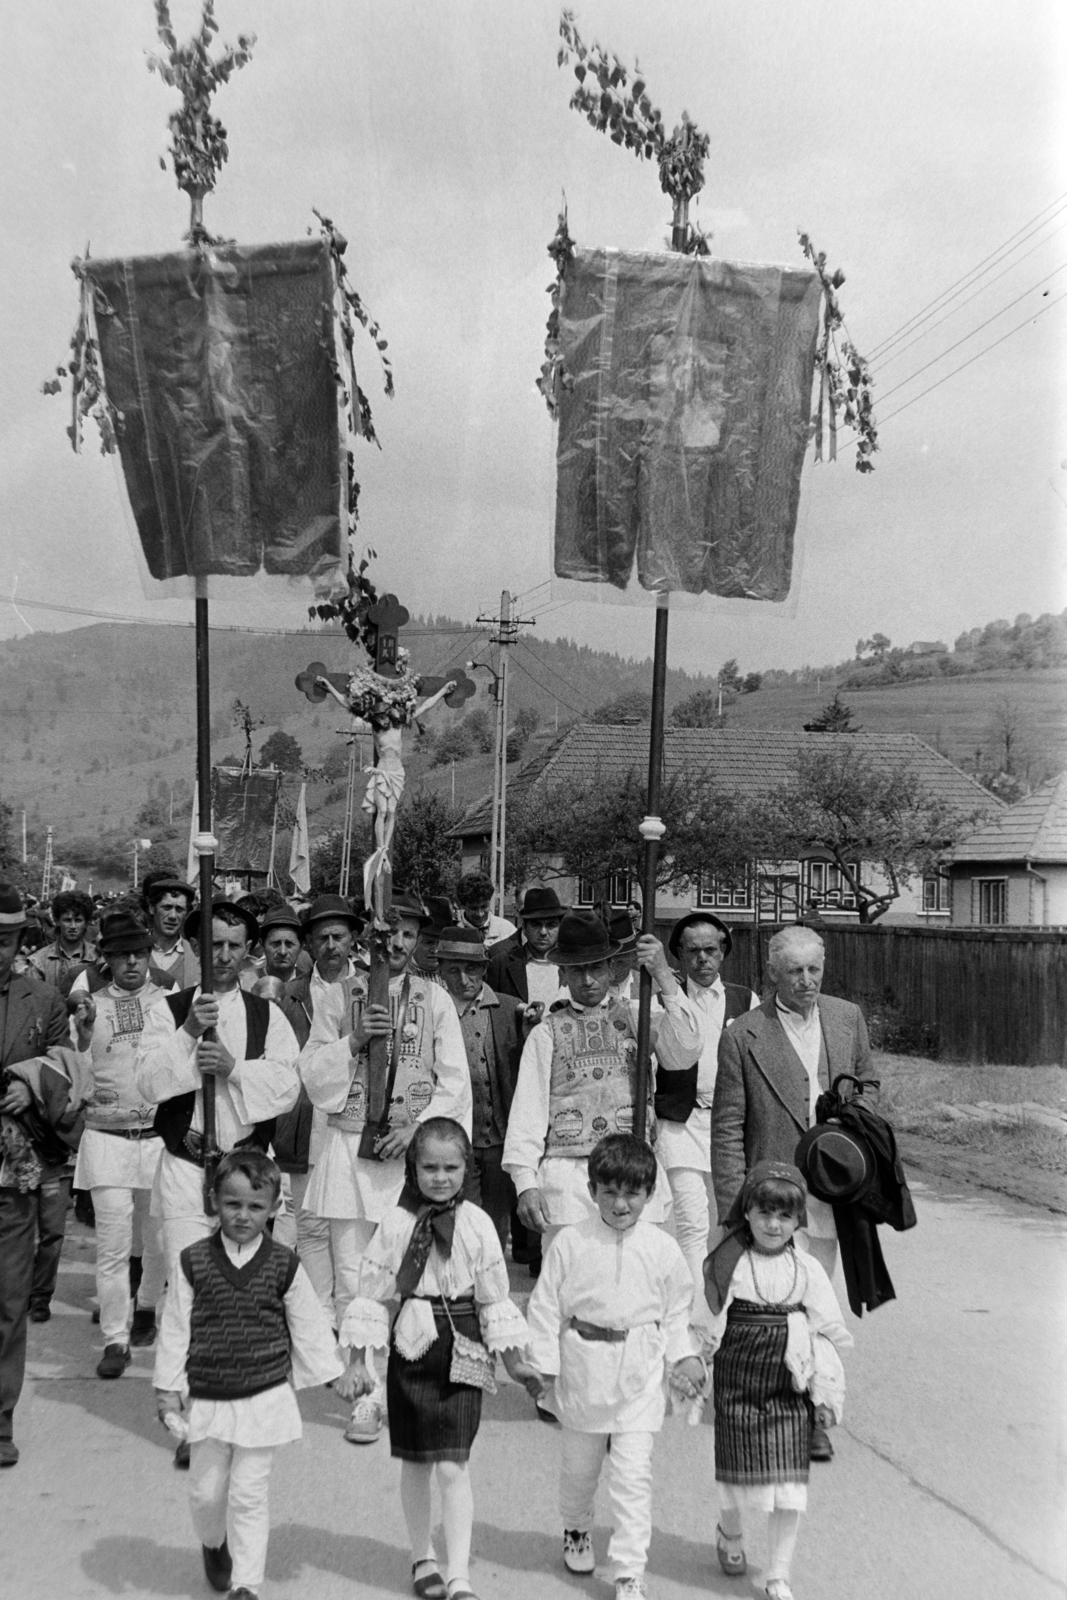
[154,1231,344,1445]
[299,970,472,1222]
[135,986,300,1222]
[658,978,759,1174]
[526,1214,700,1433]
[460,910,517,947]
[502,989,701,1225]
[524,957,563,1010]
[774,999,836,1241]
[73,981,171,1191]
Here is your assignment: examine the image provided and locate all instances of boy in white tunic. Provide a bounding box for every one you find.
[154,1149,343,1600]
[525,1134,706,1600]
[71,909,170,1376]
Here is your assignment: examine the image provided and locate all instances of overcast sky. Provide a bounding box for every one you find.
[1,0,1064,673]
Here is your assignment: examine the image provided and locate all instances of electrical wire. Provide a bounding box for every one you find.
[509,651,587,718]
[0,594,477,638]
[514,637,593,710]
[425,628,486,679]
[868,192,1067,360]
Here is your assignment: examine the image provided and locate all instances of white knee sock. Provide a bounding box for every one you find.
[400,1461,435,1566]
[765,1508,801,1582]
[437,1460,474,1585]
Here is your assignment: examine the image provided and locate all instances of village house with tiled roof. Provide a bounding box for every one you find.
[449,723,999,928]
[948,772,1067,926]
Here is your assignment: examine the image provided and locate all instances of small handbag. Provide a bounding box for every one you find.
[442,1298,497,1394]
[356,979,411,1162]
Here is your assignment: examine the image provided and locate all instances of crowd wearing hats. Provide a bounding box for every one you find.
[0,870,915,1600]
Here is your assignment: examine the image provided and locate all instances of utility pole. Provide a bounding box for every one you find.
[338,726,359,897]
[21,811,27,864]
[41,826,54,900]
[475,590,534,916]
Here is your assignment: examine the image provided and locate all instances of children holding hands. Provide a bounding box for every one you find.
[697,1159,853,1600]
[154,1150,343,1600]
[336,1117,536,1600]
[524,1133,706,1600]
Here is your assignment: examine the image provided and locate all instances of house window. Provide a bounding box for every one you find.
[975,878,1007,925]
[922,875,950,914]
[805,860,859,911]
[697,869,751,910]
[578,871,632,907]
[756,863,802,921]
[577,877,596,906]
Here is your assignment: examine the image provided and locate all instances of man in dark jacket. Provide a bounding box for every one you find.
[0,883,86,1466]
[486,886,566,1018]
[438,926,524,1251]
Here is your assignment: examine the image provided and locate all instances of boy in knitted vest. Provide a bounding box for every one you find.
[154,1150,343,1599]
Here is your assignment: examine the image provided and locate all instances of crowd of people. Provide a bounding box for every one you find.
[0,864,885,1600]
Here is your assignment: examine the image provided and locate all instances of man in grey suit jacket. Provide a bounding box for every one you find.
[711,925,874,1275]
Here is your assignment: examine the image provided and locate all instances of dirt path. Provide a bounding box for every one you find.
[899,1130,1067,1215]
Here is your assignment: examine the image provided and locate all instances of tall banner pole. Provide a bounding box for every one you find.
[194,575,218,1206]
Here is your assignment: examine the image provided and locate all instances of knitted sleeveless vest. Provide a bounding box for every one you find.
[180,1231,299,1400]
[544,998,643,1160]
[153,988,274,1160]
[654,981,751,1124]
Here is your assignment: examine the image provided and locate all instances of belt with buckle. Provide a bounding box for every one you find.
[568,1317,627,1343]
[97,1126,161,1141]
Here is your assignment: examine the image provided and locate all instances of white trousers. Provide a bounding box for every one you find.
[278,1171,335,1318]
[91,1186,166,1344]
[162,1211,216,1283]
[189,1437,274,1590]
[329,1218,378,1343]
[665,1166,713,1300]
[559,1429,655,1580]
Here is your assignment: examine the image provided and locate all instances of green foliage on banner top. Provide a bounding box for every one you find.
[41,268,124,454]
[308,546,381,655]
[799,232,879,474]
[147,0,255,229]
[537,207,577,419]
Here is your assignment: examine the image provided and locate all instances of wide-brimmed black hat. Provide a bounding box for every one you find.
[0,883,27,930]
[184,899,260,945]
[436,925,489,964]
[518,887,566,921]
[391,891,430,927]
[97,910,153,954]
[259,905,305,937]
[304,894,365,931]
[549,910,620,968]
[422,896,455,936]
[607,909,639,956]
[794,1122,876,1205]
[668,910,733,959]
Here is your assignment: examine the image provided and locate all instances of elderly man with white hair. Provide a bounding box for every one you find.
[710,926,875,1276]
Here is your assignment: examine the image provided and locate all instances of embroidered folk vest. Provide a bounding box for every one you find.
[181,1231,298,1400]
[544,998,645,1160]
[328,975,437,1134]
[85,983,169,1132]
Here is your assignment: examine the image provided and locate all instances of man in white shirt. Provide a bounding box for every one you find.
[455,871,517,948]
[298,890,471,1443]
[503,911,701,1245]
[657,912,758,1297]
[142,875,200,993]
[711,926,875,1276]
[135,901,301,1276]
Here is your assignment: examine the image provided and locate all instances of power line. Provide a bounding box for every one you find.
[509,650,586,718]
[874,261,1067,406]
[0,594,477,638]
[425,627,485,679]
[514,636,593,710]
[869,192,1067,359]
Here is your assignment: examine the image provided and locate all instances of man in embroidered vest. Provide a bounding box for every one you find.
[299,890,470,1445]
[657,912,758,1297]
[711,925,875,1277]
[135,901,300,1282]
[70,908,171,1377]
[142,874,201,993]
[502,911,701,1248]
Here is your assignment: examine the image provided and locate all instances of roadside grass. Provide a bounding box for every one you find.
[873,1051,1067,1176]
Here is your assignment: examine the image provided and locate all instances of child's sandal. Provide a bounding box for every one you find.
[715,1524,747,1576]
[412,1561,447,1599]
[764,1582,794,1600]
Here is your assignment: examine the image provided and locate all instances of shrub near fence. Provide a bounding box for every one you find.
[709,922,1067,1067]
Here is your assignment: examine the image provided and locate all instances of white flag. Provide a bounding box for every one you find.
[289,782,311,894]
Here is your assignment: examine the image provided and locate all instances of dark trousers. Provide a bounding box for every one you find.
[30,1174,72,1312]
[0,1188,38,1441]
[463,1145,514,1255]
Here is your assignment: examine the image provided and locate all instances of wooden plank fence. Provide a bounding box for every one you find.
[694,922,1067,1067]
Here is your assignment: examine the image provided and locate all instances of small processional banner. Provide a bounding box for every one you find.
[553,248,822,603]
[212,767,281,875]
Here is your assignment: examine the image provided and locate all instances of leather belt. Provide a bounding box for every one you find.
[568,1316,627,1343]
[96,1127,161,1141]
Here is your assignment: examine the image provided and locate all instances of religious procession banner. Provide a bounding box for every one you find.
[553,249,821,601]
[85,238,345,586]
[212,767,280,875]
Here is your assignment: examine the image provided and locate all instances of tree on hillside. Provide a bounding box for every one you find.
[463,709,495,755]
[670,690,721,728]
[321,740,350,783]
[804,692,860,733]
[589,691,652,724]
[752,742,981,923]
[431,725,474,767]
[505,767,753,902]
[718,658,744,693]
[856,633,891,662]
[259,729,303,772]
[742,672,763,694]
[392,791,461,898]
[0,798,15,874]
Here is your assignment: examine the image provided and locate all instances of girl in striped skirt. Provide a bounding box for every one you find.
[697,1162,852,1600]
[337,1118,536,1600]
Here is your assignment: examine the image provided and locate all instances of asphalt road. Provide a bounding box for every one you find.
[2,1172,1063,1600]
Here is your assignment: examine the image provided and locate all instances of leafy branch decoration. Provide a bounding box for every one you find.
[147,0,256,242]
[537,206,576,418]
[799,232,879,473]
[308,544,382,654]
[41,260,123,454]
